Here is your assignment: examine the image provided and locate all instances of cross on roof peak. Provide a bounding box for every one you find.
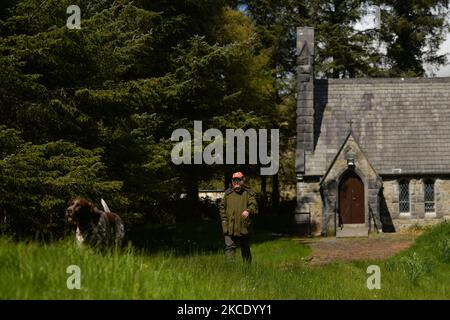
[348,119,354,130]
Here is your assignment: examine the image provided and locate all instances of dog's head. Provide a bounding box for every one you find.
[66,197,99,226]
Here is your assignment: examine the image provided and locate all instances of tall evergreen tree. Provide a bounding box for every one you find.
[238,0,383,78]
[377,0,450,76]
[307,0,382,78]
[0,0,274,235]
[234,1,384,210]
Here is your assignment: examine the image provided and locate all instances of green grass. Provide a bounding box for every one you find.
[0,220,449,299]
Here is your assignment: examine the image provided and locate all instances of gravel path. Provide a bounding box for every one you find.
[303,233,417,265]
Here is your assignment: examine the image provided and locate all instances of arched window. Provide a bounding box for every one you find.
[399,180,410,213]
[424,180,435,213]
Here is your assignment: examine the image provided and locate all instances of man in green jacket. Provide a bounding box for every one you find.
[220,172,258,263]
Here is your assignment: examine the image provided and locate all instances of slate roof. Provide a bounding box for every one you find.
[305,77,450,176]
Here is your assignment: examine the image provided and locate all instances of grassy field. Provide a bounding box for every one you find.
[0,217,449,299]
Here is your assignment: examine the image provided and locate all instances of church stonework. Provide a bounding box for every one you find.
[295,27,450,237]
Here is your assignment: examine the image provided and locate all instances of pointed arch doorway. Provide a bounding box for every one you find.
[339,171,365,224]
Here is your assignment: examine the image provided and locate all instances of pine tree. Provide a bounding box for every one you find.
[377,0,450,76]
[306,0,382,78]
[0,0,274,234]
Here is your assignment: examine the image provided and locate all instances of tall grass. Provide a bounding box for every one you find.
[0,222,448,299]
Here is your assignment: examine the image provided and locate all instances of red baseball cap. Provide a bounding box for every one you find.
[232,172,244,179]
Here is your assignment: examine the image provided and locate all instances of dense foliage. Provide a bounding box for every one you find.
[0,0,448,238]
[0,0,273,238]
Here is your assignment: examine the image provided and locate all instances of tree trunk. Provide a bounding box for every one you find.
[224,170,231,190]
[260,175,267,214]
[271,173,280,212]
[185,169,199,203]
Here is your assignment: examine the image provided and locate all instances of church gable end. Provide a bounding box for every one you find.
[295,26,450,237]
[320,132,383,236]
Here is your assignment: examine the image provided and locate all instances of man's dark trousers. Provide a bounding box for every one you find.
[224,235,251,263]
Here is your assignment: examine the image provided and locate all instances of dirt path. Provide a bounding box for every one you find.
[302,232,418,265]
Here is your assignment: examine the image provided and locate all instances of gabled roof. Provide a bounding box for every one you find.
[319,129,352,185]
[319,130,381,185]
[305,77,450,176]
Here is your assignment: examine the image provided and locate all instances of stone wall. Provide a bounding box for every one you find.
[296,178,323,236]
[436,179,450,218]
[382,178,450,231]
[298,176,450,236]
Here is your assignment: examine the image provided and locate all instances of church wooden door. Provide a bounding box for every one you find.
[339,172,365,224]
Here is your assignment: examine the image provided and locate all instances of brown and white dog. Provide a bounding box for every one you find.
[66,197,125,247]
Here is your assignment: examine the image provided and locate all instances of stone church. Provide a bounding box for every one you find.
[295,27,450,237]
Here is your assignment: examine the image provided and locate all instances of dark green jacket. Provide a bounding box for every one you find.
[220,187,258,236]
